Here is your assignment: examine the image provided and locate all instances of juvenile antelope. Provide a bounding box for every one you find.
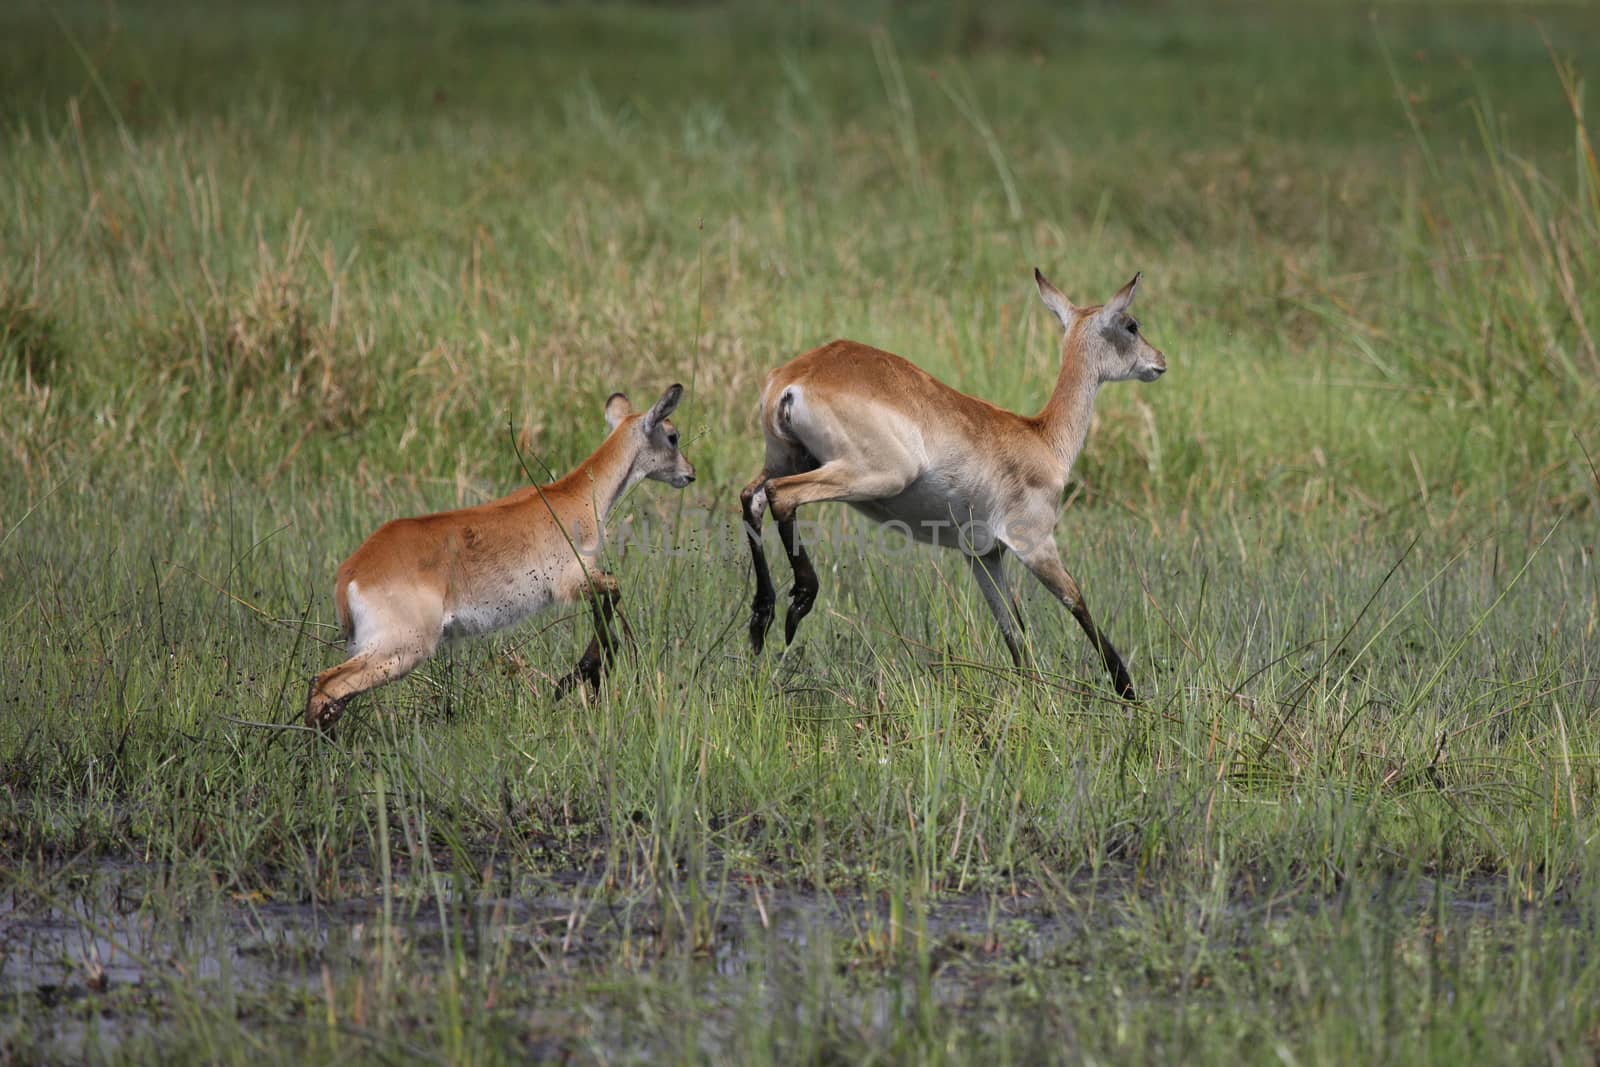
[740,270,1165,699]
[306,385,694,731]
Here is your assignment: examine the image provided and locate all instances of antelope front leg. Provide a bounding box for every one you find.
[1014,546,1136,702]
[554,573,627,700]
[967,547,1026,667]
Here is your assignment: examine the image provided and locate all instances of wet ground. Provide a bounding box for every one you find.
[0,856,1049,1056]
[1,855,1564,1061]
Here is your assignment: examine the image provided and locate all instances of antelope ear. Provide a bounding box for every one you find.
[1034,267,1076,330]
[643,383,683,434]
[1106,272,1141,315]
[604,392,632,430]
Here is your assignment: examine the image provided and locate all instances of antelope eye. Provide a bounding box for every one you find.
[667,431,679,447]
[1126,320,1139,336]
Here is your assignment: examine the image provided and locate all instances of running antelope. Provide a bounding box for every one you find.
[740,270,1165,699]
[305,385,694,731]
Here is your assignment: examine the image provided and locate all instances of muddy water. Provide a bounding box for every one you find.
[3,860,1066,1012]
[5,868,355,996]
[1,858,1545,1058]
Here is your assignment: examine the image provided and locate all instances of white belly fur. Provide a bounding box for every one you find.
[849,473,998,549]
[346,572,560,652]
[441,582,556,640]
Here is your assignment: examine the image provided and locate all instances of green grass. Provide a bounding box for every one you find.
[3,1,1600,1063]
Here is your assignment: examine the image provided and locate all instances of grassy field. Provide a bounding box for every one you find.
[3,0,1600,1062]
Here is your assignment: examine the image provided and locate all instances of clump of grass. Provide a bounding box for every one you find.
[1389,48,1600,406]
[0,286,67,388]
[147,219,371,431]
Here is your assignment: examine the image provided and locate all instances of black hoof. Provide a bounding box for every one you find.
[554,657,602,701]
[307,698,343,735]
[783,587,816,645]
[750,597,774,654]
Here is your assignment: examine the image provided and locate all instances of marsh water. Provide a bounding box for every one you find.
[4,852,1560,1061]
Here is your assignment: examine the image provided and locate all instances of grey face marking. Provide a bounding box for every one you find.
[1099,314,1140,353]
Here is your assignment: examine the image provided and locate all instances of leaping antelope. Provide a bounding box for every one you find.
[739,270,1165,699]
[306,385,694,731]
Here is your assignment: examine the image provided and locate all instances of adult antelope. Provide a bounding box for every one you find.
[305,385,694,731]
[739,270,1165,700]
